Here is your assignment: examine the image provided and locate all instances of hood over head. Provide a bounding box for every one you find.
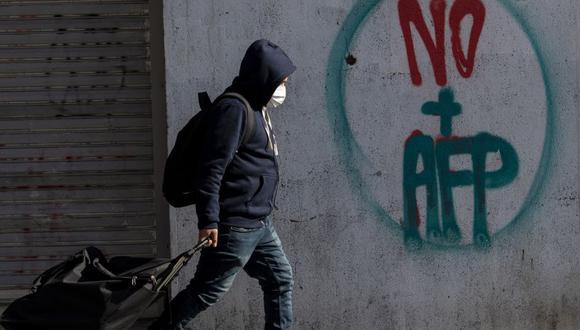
[226,39,296,108]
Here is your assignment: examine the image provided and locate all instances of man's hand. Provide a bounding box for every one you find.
[199,228,218,248]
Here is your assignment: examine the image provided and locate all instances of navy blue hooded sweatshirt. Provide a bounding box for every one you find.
[195,39,296,229]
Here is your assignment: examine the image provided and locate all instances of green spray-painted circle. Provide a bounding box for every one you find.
[324,0,554,250]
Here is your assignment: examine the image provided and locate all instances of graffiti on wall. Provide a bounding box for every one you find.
[403,88,519,248]
[399,0,485,86]
[326,0,553,249]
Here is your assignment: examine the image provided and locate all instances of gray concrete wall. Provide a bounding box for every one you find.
[162,0,580,329]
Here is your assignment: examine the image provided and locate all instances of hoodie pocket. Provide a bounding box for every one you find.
[246,175,276,210]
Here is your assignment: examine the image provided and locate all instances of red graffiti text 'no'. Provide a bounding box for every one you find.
[398,0,486,86]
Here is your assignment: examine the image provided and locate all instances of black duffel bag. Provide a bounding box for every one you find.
[1,239,209,330]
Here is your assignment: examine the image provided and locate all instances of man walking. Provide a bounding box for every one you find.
[152,39,296,330]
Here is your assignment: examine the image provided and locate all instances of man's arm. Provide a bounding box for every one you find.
[195,100,245,242]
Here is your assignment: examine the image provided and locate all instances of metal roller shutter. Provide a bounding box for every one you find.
[0,0,162,303]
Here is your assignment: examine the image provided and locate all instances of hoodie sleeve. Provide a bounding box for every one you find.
[195,100,245,230]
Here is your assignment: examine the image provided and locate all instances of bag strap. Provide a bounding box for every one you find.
[152,237,210,292]
[198,92,212,112]
[219,92,256,146]
[197,91,256,147]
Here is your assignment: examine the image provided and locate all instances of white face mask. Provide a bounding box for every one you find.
[267,83,286,108]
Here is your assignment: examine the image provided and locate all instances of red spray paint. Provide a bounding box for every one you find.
[398,0,485,86]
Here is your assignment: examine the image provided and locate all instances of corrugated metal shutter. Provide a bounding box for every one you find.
[0,0,159,302]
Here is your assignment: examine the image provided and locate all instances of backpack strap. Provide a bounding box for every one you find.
[198,92,212,112]
[220,92,256,146]
[197,91,256,147]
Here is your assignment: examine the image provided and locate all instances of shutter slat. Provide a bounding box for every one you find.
[0,243,155,259]
[0,229,156,246]
[0,117,151,130]
[0,102,151,117]
[0,30,147,45]
[0,200,154,215]
[0,160,152,173]
[0,3,148,17]
[0,131,152,144]
[0,187,153,201]
[0,214,155,233]
[0,73,150,88]
[0,17,147,30]
[0,45,146,58]
[0,59,146,74]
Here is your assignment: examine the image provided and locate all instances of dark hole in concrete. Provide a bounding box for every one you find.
[345,53,357,66]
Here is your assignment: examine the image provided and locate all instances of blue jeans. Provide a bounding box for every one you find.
[152,216,293,330]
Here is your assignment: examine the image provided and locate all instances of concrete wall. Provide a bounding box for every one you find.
[162,0,580,329]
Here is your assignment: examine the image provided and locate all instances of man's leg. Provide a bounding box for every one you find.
[244,217,293,330]
[152,224,264,330]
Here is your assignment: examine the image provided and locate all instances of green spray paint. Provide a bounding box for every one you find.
[325,0,555,250]
[403,88,519,249]
[421,87,461,137]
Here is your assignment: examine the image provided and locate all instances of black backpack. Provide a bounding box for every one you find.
[162,92,255,207]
